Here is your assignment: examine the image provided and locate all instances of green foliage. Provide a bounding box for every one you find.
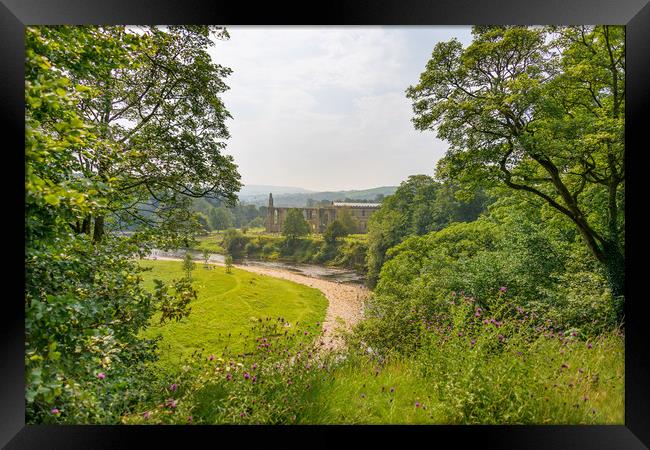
[341,293,624,424]
[24,25,239,424]
[324,220,348,244]
[221,228,248,259]
[225,255,234,274]
[282,209,310,241]
[124,318,332,425]
[335,208,358,235]
[182,252,196,280]
[407,25,624,303]
[209,207,235,231]
[366,175,489,286]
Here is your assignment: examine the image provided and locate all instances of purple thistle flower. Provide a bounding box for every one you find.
[243,372,250,380]
[209,355,215,361]
[252,363,258,369]
[498,334,505,342]
[187,416,193,423]
[97,372,105,380]
[51,408,60,415]
[415,402,421,408]
[587,342,593,349]
[499,286,507,293]
[169,383,178,391]
[226,373,232,381]
[252,375,257,382]
[470,339,476,346]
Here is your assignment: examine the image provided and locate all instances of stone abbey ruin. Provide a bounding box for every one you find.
[265,193,380,234]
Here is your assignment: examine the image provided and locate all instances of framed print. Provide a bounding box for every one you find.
[3,0,650,447]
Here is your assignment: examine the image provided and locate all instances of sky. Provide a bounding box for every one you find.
[208,26,473,192]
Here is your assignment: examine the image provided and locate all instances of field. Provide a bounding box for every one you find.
[138,260,328,369]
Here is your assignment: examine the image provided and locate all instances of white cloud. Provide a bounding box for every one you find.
[206,26,470,191]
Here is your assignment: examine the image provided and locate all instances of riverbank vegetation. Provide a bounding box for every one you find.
[26,24,624,426]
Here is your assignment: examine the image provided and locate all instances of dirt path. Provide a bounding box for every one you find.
[144,256,368,351]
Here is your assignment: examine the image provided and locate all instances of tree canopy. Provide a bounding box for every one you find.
[407,26,624,311]
[282,209,310,241]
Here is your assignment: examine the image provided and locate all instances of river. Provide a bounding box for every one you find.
[147,248,366,285]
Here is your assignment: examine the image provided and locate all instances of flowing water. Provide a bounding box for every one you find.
[147,248,366,285]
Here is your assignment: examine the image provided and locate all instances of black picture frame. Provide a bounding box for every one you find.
[3,0,649,447]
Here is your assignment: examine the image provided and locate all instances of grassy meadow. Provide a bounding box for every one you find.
[138,260,328,369]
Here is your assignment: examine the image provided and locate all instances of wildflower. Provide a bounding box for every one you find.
[209,355,215,361]
[169,383,178,391]
[167,400,177,409]
[97,372,105,380]
[498,335,505,342]
[451,291,456,297]
[499,286,507,293]
[415,402,421,408]
[470,339,476,346]
[240,412,246,418]
[304,331,309,335]
[252,375,257,382]
[561,363,569,369]
[243,372,250,380]
[187,416,193,423]
[587,342,593,349]
[252,363,258,369]
[583,395,589,402]
[51,408,60,415]
[226,373,232,381]
[143,411,150,419]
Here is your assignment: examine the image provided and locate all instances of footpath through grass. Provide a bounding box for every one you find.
[138,260,328,370]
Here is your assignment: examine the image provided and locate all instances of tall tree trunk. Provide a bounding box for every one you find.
[603,240,624,322]
[93,215,104,242]
[81,216,92,234]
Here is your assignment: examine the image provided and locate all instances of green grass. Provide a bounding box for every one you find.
[299,356,446,424]
[138,260,328,369]
[298,336,624,424]
[194,233,225,253]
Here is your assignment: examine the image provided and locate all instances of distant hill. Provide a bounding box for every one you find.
[238,184,314,197]
[238,185,398,207]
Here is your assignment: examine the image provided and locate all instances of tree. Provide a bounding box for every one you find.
[282,209,310,241]
[406,26,624,313]
[202,248,211,269]
[336,208,359,234]
[183,251,196,280]
[37,25,241,243]
[209,206,234,230]
[324,220,348,244]
[225,254,234,274]
[196,213,210,234]
[25,26,219,422]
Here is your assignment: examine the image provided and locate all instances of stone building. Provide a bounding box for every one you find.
[266,193,380,234]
